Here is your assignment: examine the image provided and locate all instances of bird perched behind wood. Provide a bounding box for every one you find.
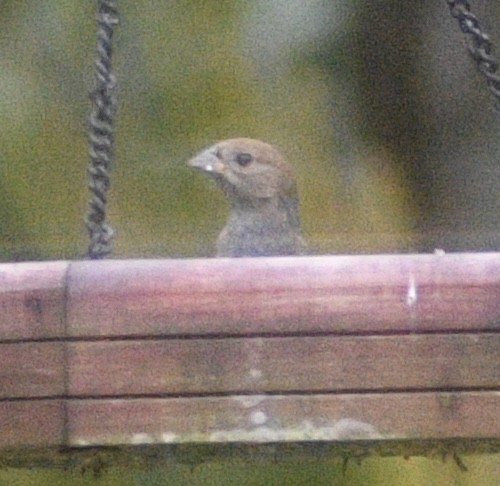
[188,138,306,257]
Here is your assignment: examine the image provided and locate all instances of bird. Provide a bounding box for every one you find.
[188,138,306,257]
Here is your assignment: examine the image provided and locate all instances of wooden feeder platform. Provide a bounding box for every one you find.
[0,253,499,469]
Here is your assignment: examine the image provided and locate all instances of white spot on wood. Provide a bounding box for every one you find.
[160,432,179,443]
[73,439,90,446]
[208,418,384,442]
[332,418,379,439]
[250,410,267,425]
[406,274,417,306]
[249,368,263,379]
[234,395,266,407]
[130,433,154,444]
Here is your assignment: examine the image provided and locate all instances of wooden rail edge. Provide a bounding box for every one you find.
[1,252,499,339]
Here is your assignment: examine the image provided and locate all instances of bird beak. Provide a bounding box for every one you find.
[187,149,225,174]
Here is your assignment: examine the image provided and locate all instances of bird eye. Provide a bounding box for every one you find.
[235,152,253,167]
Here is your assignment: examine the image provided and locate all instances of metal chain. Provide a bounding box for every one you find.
[447,0,500,104]
[85,0,119,259]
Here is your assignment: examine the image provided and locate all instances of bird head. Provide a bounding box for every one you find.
[187,138,298,204]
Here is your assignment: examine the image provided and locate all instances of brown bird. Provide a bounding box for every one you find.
[188,138,306,257]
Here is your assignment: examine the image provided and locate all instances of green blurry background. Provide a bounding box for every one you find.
[1,0,499,261]
[0,0,499,484]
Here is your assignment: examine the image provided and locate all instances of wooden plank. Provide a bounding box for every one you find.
[0,400,65,447]
[67,254,500,337]
[0,261,68,341]
[67,334,499,396]
[67,392,500,446]
[0,343,66,398]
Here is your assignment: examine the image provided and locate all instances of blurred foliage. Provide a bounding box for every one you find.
[1,0,499,261]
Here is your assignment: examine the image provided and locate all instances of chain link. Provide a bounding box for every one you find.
[85,0,118,259]
[447,0,500,103]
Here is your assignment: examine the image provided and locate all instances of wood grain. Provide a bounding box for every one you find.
[0,342,65,398]
[67,334,499,396]
[0,261,67,340]
[67,392,500,446]
[0,400,64,447]
[66,254,500,337]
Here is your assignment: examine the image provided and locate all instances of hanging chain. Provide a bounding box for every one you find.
[446,0,500,104]
[85,0,119,259]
